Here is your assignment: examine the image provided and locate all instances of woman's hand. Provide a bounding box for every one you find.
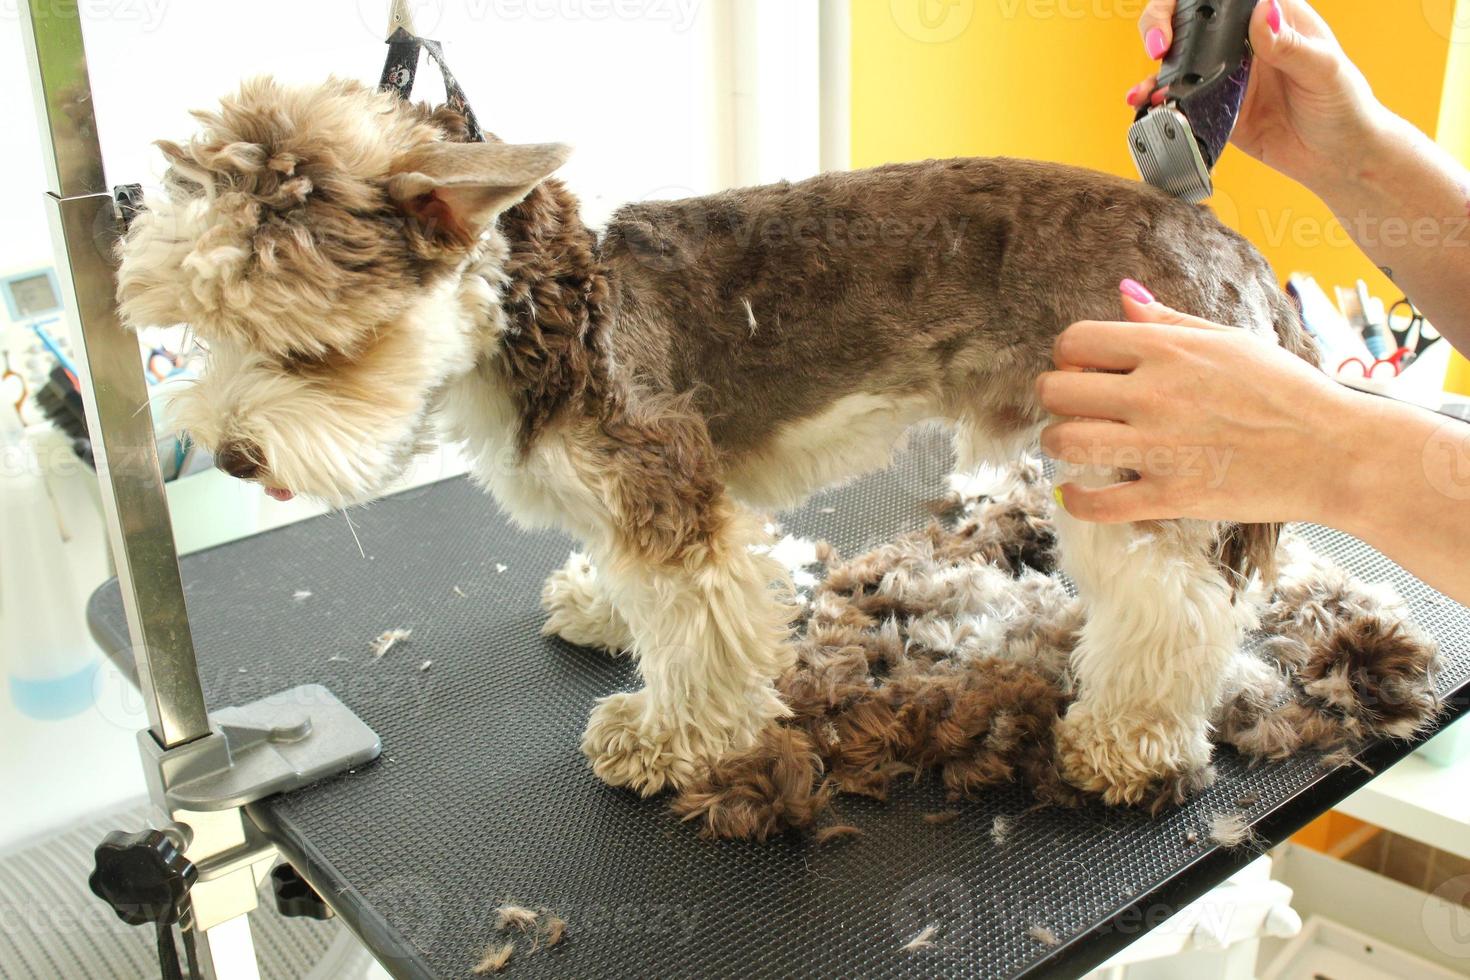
[1039,281,1470,601]
[1037,279,1371,526]
[1128,0,1382,191]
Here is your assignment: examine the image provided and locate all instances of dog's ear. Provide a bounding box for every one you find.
[387,141,571,250]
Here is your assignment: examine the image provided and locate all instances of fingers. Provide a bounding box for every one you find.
[1053,282,1234,372]
[1056,478,1173,524]
[1051,321,1147,372]
[1139,0,1174,59]
[1035,373,1136,422]
[1249,0,1342,86]
[1118,281,1232,331]
[1040,419,1140,463]
[1126,76,1158,108]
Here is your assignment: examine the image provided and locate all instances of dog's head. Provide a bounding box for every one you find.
[116,77,569,505]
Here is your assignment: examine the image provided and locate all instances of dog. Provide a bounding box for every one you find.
[115,78,1316,806]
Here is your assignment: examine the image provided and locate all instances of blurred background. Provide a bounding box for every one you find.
[2,2,1469,977]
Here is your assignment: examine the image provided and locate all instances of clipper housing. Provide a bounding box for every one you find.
[1129,0,1257,202]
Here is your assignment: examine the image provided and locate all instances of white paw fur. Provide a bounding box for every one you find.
[540,552,633,652]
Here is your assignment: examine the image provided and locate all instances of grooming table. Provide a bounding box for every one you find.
[88,431,1470,979]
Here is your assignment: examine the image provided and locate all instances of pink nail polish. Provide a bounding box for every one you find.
[1120,279,1155,304]
[1125,84,1144,106]
[1145,27,1168,60]
[1266,0,1281,33]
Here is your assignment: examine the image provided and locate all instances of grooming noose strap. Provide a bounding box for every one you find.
[380,26,486,143]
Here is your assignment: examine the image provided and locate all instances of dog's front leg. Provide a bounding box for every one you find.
[581,500,794,795]
[1051,466,1249,807]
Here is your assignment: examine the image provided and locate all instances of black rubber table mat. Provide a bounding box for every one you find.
[89,430,1470,979]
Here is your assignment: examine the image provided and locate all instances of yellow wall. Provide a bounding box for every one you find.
[852,0,1453,299]
[1437,0,1470,165]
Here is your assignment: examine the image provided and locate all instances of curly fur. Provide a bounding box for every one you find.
[673,469,1440,839]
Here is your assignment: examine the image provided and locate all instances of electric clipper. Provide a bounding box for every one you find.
[1129,0,1257,202]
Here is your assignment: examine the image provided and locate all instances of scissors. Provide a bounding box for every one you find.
[1338,349,1413,379]
[1387,297,1435,356]
[2,351,26,415]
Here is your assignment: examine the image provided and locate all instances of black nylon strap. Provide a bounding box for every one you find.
[379,26,484,143]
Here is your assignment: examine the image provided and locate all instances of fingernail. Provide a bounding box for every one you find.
[1053,487,1066,510]
[1267,0,1282,33]
[1145,27,1168,60]
[1125,84,1143,107]
[1120,278,1156,304]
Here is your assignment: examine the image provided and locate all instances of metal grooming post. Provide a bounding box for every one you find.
[20,4,381,978]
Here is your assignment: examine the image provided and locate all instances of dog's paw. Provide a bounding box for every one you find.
[540,553,633,652]
[581,691,706,796]
[1055,703,1215,810]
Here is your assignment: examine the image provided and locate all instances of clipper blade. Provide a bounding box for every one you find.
[1129,107,1213,203]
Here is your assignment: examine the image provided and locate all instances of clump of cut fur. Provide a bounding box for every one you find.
[476,906,568,969]
[1206,812,1260,849]
[670,728,832,841]
[812,824,864,846]
[473,943,514,975]
[902,926,939,952]
[370,628,412,659]
[1219,536,1442,763]
[495,905,539,933]
[1027,924,1060,947]
[672,467,1441,839]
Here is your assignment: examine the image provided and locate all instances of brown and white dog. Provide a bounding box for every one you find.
[116,78,1316,806]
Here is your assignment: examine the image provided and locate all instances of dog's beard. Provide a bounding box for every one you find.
[172,375,438,508]
[270,413,432,507]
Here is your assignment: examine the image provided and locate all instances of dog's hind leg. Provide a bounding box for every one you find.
[1051,464,1254,808]
[541,552,634,653]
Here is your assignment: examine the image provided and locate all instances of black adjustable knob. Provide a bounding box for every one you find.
[271,864,334,920]
[88,829,197,927]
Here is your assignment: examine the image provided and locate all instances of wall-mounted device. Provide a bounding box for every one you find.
[2,267,62,322]
[2,266,73,427]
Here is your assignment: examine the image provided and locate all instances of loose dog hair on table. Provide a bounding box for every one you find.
[115,77,1318,806]
[668,467,1440,839]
